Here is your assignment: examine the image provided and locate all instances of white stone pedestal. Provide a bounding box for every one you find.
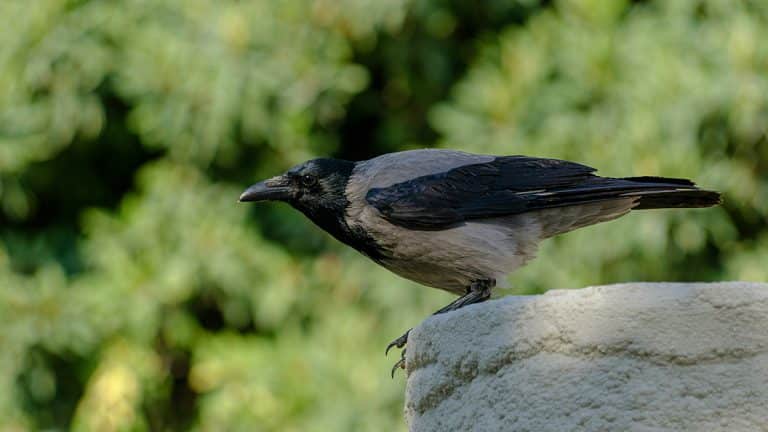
[404,282,768,432]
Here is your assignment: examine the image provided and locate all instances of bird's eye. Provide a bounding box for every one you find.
[301,174,317,187]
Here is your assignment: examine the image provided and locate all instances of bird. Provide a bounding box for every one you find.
[239,149,721,375]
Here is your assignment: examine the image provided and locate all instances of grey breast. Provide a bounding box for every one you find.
[342,150,527,293]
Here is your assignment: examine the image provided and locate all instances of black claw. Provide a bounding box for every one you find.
[385,329,411,356]
[390,354,406,378]
[385,340,397,357]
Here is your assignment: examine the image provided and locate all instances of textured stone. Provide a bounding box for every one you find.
[404,282,768,432]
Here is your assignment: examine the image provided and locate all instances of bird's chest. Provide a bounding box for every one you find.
[347,206,531,293]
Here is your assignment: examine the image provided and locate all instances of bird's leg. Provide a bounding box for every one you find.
[432,279,494,315]
[386,279,495,375]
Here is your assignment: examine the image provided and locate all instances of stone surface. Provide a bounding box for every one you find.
[404,282,768,432]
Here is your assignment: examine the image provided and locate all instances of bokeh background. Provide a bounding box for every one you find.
[1,0,767,430]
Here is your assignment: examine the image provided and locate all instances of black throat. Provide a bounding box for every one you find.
[300,206,385,262]
[291,161,385,261]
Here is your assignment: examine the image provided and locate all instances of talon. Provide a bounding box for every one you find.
[384,341,398,357]
[390,354,406,378]
[385,329,411,356]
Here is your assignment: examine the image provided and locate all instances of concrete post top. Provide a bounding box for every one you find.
[404,282,768,432]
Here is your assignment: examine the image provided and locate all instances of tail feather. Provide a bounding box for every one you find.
[621,176,695,187]
[617,176,722,210]
[531,175,720,238]
[633,189,722,209]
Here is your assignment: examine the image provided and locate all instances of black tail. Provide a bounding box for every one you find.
[619,176,722,209]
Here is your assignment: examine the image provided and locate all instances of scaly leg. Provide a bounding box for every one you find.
[387,279,494,376]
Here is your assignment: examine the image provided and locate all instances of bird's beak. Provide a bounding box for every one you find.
[239,175,292,202]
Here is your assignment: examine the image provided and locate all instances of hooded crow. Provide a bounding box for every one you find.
[240,149,721,375]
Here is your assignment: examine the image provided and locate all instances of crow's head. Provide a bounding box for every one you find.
[239,158,355,218]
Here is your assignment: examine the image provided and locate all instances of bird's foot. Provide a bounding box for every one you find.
[386,329,411,378]
[390,349,406,378]
[384,280,494,377]
[385,329,410,356]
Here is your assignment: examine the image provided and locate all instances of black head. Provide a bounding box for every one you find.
[240,157,384,261]
[239,158,355,217]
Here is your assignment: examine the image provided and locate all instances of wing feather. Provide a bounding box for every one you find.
[365,156,712,230]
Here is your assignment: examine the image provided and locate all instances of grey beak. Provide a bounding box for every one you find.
[239,176,292,202]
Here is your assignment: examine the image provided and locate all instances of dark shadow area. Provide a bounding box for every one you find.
[1,87,162,275]
[336,1,550,161]
[17,348,91,429]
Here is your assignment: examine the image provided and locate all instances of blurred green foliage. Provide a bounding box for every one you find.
[1,0,766,430]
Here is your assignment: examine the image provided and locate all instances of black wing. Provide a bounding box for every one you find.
[365,156,718,230]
